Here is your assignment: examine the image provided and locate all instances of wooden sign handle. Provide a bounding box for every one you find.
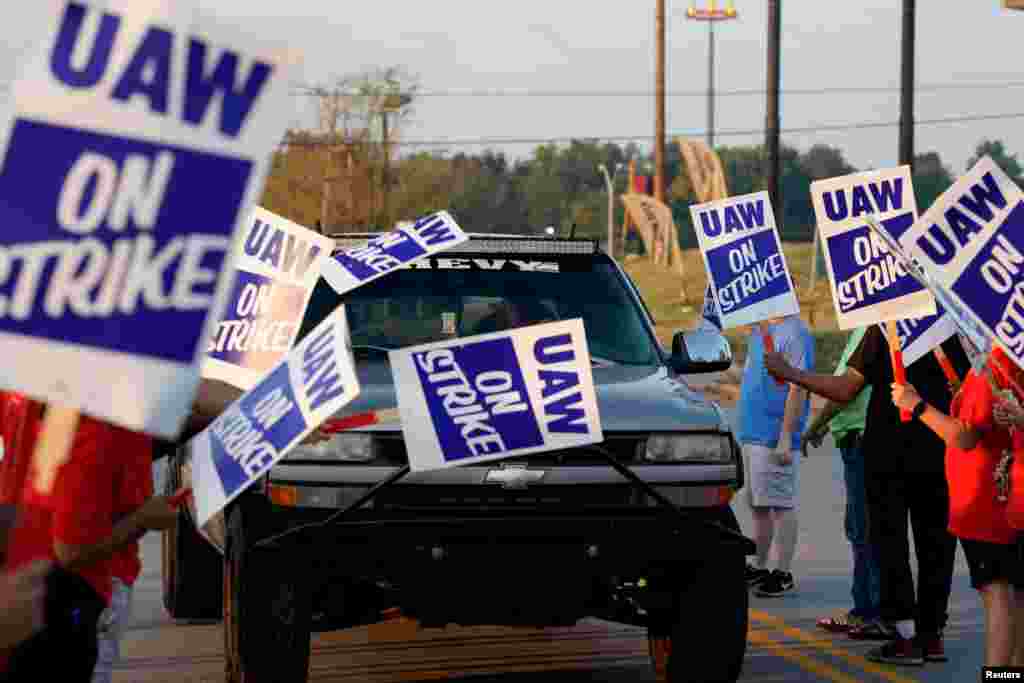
[932,347,961,393]
[761,323,786,387]
[30,405,80,495]
[884,321,911,422]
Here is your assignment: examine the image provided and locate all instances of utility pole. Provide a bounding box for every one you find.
[765,0,781,217]
[686,2,738,150]
[654,0,666,203]
[898,0,916,170]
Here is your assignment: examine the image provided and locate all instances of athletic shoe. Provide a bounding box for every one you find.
[755,570,794,597]
[847,620,897,641]
[915,632,947,662]
[745,564,770,587]
[866,637,924,666]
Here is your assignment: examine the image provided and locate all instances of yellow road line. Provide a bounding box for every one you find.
[750,610,921,683]
[747,629,864,683]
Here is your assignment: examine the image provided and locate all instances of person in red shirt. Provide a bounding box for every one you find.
[91,432,153,683]
[891,347,1024,668]
[0,393,178,682]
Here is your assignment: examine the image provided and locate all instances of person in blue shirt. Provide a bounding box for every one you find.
[734,314,814,597]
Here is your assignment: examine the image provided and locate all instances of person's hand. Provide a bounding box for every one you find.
[775,434,793,465]
[890,382,922,412]
[0,560,49,649]
[994,397,1024,429]
[301,427,331,446]
[801,423,827,458]
[137,493,181,532]
[764,352,795,383]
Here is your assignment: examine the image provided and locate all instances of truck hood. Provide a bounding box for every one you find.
[336,361,728,433]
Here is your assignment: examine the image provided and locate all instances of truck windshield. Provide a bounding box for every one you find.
[298,256,660,366]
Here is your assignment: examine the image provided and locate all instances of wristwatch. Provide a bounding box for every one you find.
[912,400,927,421]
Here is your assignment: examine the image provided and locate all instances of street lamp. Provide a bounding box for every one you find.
[598,162,623,257]
[686,1,739,149]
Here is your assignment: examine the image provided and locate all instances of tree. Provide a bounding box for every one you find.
[799,144,856,181]
[967,139,1023,183]
[913,151,954,212]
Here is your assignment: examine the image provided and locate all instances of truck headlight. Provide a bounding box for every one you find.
[284,433,377,462]
[642,434,732,463]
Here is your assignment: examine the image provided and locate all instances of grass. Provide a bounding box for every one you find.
[622,242,851,374]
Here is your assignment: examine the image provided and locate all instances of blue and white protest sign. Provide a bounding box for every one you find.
[699,283,722,331]
[203,207,332,390]
[320,211,467,295]
[811,167,937,330]
[0,1,300,437]
[389,318,603,471]
[689,191,799,329]
[898,156,1024,368]
[191,305,359,526]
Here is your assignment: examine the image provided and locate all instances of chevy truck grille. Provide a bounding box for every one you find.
[374,484,640,511]
[374,436,641,466]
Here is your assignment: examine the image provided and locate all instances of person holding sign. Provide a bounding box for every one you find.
[734,314,814,598]
[889,346,1024,668]
[0,393,181,682]
[766,327,970,665]
[802,327,881,635]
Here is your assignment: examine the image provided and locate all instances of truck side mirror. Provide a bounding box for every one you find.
[669,328,732,374]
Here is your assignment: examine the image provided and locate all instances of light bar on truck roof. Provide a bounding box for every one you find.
[330,234,600,256]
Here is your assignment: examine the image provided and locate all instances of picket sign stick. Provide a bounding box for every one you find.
[884,320,912,422]
[30,405,80,495]
[760,322,786,387]
[169,488,193,509]
[932,347,962,392]
[322,408,401,434]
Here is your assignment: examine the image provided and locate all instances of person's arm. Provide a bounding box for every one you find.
[775,383,808,464]
[57,494,180,572]
[0,560,49,651]
[764,355,866,404]
[890,383,981,450]
[806,399,843,437]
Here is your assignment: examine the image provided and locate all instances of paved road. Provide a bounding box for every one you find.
[117,424,988,682]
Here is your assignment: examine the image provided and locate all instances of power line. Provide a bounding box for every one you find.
[292,80,1024,99]
[279,111,1024,149]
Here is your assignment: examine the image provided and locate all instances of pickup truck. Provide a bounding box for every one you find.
[162,234,754,683]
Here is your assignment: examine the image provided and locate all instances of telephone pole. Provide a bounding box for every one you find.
[898,0,916,170]
[654,0,666,203]
[765,0,781,217]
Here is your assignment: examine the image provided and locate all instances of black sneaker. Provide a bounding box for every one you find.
[755,570,794,597]
[866,637,925,666]
[745,564,770,587]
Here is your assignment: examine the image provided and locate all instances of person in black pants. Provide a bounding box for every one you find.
[765,326,969,665]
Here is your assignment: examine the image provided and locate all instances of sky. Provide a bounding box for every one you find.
[3,1,1024,177]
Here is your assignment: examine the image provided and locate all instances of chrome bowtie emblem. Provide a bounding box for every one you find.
[484,464,546,489]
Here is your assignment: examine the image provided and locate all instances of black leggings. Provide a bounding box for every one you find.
[2,566,105,682]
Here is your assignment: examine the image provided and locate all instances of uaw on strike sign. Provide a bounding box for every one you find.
[191,306,359,526]
[321,211,468,295]
[811,167,955,365]
[203,207,332,390]
[689,191,799,329]
[897,156,1024,370]
[0,1,298,437]
[390,319,603,471]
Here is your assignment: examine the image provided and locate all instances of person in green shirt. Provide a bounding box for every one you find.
[802,327,882,636]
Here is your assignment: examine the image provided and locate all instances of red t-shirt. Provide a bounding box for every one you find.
[1006,430,1024,530]
[109,433,153,586]
[946,370,1017,544]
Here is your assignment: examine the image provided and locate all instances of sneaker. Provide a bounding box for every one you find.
[866,637,924,666]
[915,632,947,662]
[848,620,897,641]
[816,612,867,633]
[755,570,795,597]
[745,564,770,587]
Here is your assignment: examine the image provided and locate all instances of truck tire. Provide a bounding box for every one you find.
[161,455,223,620]
[650,508,749,683]
[224,495,312,683]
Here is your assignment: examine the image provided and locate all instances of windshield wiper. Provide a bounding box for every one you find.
[591,356,617,368]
